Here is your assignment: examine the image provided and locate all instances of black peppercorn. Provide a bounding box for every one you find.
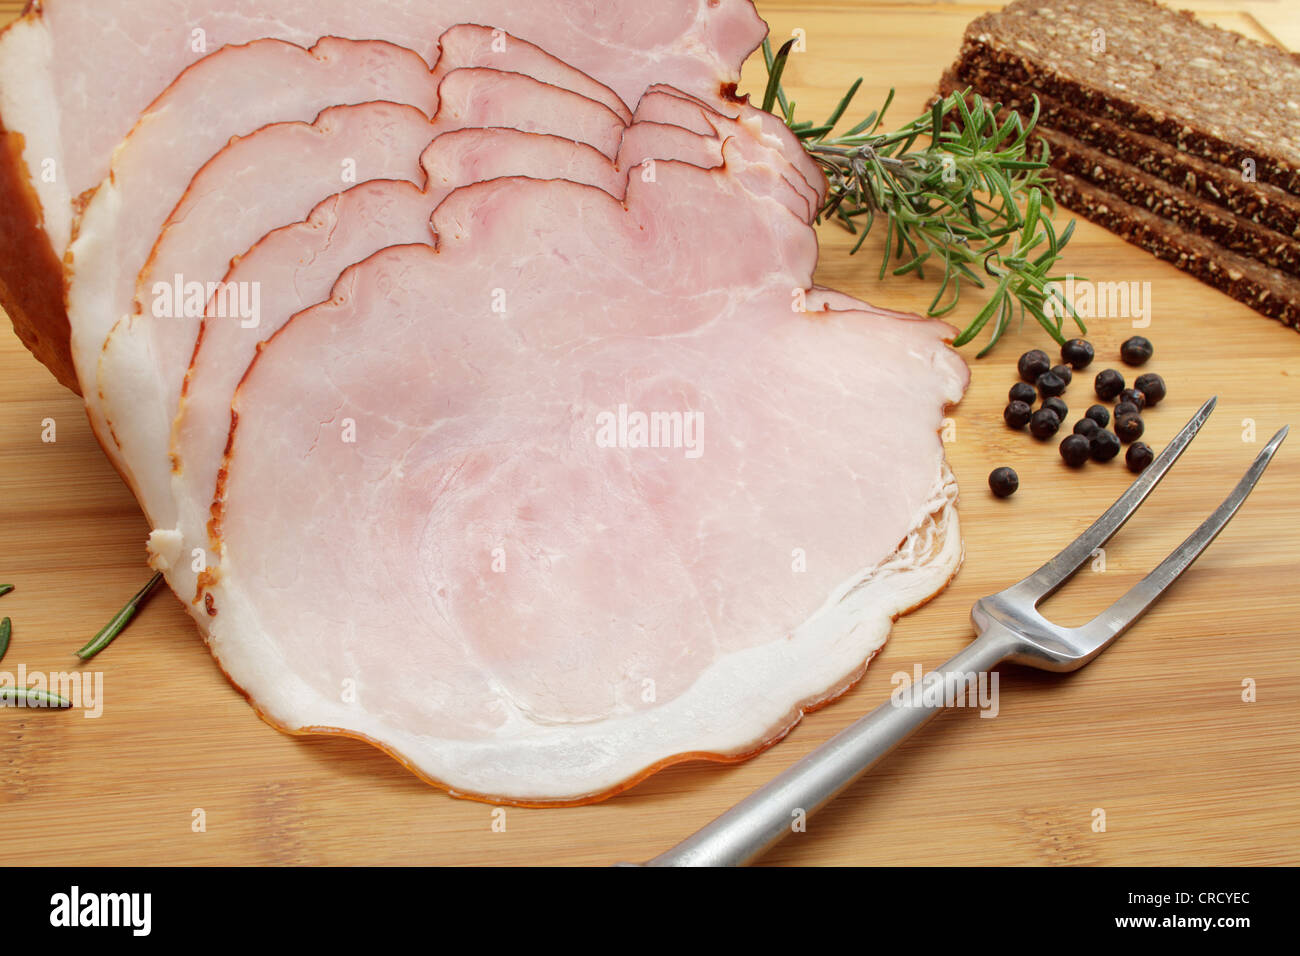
[1018,349,1052,384]
[1009,381,1037,405]
[1073,417,1100,438]
[1036,370,1066,398]
[1126,442,1155,473]
[1050,363,1073,387]
[1060,338,1094,370]
[1095,368,1125,401]
[1134,372,1167,406]
[1115,413,1145,443]
[1120,336,1154,366]
[1085,404,1111,428]
[1030,407,1062,440]
[1004,400,1033,429]
[989,467,1019,498]
[1090,429,1121,462]
[1119,387,1147,410]
[1059,434,1090,467]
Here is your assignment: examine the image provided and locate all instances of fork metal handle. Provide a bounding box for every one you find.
[645,626,1021,866]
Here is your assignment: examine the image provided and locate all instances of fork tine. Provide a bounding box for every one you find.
[1083,425,1288,644]
[1005,396,1218,604]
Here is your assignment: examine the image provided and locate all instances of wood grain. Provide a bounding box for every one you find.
[1,1,1297,866]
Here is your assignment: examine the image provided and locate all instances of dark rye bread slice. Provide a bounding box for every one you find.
[937,71,1300,277]
[951,60,1300,240]
[1044,132,1300,279]
[958,0,1300,195]
[1050,171,1300,330]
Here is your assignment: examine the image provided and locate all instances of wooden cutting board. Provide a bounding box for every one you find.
[1,1,1297,866]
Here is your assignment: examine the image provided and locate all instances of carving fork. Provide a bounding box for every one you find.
[637,397,1286,866]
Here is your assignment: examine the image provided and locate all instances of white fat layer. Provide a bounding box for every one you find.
[204,466,962,802]
[63,40,443,534]
[64,177,134,482]
[146,528,183,573]
[0,16,70,255]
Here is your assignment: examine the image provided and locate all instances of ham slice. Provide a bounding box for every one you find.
[201,165,967,803]
[115,72,818,570]
[636,85,826,212]
[622,95,815,222]
[81,59,626,520]
[169,111,822,611]
[99,101,435,528]
[162,125,626,609]
[428,24,632,125]
[0,2,765,390]
[0,6,970,803]
[63,37,436,480]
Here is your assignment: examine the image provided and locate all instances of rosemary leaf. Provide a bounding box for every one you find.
[0,584,12,598]
[760,38,795,116]
[0,686,71,709]
[0,617,9,664]
[75,571,164,661]
[760,42,1083,354]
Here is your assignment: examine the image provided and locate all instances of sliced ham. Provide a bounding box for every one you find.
[166,107,820,612]
[117,75,816,567]
[163,127,627,608]
[0,5,973,803]
[429,24,632,125]
[65,37,437,476]
[640,84,827,209]
[0,1,764,390]
[81,61,627,521]
[202,165,966,802]
[98,101,434,530]
[174,109,812,563]
[618,117,810,224]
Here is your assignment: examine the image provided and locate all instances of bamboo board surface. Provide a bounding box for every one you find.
[0,1,1297,866]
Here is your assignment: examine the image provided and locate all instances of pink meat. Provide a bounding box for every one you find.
[63,37,438,483]
[94,67,629,541]
[173,105,830,612]
[0,1,763,253]
[65,28,628,484]
[617,119,810,223]
[429,24,632,125]
[167,127,626,606]
[640,83,827,210]
[205,165,967,802]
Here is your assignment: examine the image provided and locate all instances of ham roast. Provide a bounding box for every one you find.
[0,2,971,804]
[207,167,966,802]
[0,2,765,390]
[95,66,629,532]
[167,99,837,612]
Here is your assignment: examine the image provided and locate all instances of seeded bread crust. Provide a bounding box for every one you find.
[1045,131,1300,280]
[959,0,1300,196]
[938,72,1300,278]
[951,61,1300,240]
[1051,170,1300,329]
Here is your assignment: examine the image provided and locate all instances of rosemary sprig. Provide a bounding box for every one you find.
[0,686,71,709]
[75,571,163,661]
[761,38,1084,355]
[0,617,9,664]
